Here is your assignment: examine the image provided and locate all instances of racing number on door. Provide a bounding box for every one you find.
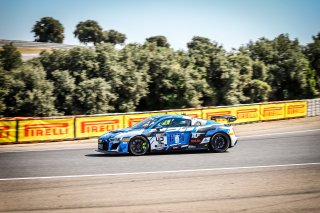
[169,133,185,144]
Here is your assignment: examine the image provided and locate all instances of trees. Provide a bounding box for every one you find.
[305,33,320,93]
[247,34,317,100]
[74,20,103,45]
[31,17,64,43]
[137,43,206,110]
[103,29,127,45]
[1,29,319,117]
[50,70,76,115]
[2,62,57,116]
[96,43,149,112]
[146,36,170,48]
[0,43,22,71]
[73,78,116,114]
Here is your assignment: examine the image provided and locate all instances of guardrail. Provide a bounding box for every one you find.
[0,100,313,144]
[307,98,320,117]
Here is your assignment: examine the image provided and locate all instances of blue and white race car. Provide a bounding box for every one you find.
[97,114,238,156]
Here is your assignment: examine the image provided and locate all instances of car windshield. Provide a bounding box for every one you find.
[131,117,159,129]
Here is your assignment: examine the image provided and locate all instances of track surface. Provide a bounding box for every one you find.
[0,116,319,212]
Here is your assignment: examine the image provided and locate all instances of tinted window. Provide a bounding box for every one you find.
[155,118,173,128]
[170,118,191,127]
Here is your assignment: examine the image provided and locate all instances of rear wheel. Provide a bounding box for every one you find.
[129,136,149,156]
[209,133,230,153]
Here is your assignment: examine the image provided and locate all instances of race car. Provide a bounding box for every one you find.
[96,114,238,156]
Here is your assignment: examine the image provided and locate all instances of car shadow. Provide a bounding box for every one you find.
[85,149,226,157]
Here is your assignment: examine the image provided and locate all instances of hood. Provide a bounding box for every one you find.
[99,127,143,140]
[109,128,132,134]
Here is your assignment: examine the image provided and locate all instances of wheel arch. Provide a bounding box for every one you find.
[209,131,231,152]
[130,135,151,153]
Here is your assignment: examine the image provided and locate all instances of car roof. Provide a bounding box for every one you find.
[152,114,187,119]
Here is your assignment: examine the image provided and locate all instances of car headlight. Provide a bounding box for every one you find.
[121,137,131,142]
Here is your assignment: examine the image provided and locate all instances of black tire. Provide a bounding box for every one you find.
[129,136,149,156]
[209,133,230,153]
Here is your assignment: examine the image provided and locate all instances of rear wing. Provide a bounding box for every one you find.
[211,115,237,123]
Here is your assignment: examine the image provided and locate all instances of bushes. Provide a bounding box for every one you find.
[0,34,319,116]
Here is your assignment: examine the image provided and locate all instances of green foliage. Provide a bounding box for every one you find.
[74,20,103,45]
[146,36,170,48]
[305,33,320,94]
[3,62,57,116]
[31,17,64,43]
[0,66,9,115]
[247,34,318,100]
[50,70,76,115]
[73,78,116,114]
[138,44,205,110]
[96,43,149,112]
[244,80,271,103]
[103,29,127,45]
[0,31,318,117]
[0,43,22,71]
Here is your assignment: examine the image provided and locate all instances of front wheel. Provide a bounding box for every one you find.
[209,133,230,153]
[129,136,149,156]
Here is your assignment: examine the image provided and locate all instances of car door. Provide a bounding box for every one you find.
[148,118,173,151]
[165,118,192,149]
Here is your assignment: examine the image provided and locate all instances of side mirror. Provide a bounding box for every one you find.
[156,126,162,131]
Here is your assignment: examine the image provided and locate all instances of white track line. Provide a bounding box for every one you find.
[238,128,320,139]
[0,162,319,181]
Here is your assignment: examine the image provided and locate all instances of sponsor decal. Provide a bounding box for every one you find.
[263,107,283,117]
[287,104,305,114]
[81,120,119,133]
[19,119,74,142]
[0,126,10,138]
[156,133,165,142]
[190,133,205,143]
[191,133,204,138]
[24,123,69,137]
[202,108,234,122]
[128,117,146,127]
[167,110,202,118]
[75,116,123,138]
[285,102,307,118]
[236,108,258,119]
[260,104,285,120]
[0,121,17,143]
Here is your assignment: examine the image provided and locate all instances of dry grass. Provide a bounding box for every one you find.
[16,47,52,54]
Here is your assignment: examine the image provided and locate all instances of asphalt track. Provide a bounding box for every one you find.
[0,116,319,212]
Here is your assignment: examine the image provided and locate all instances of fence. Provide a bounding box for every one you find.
[0,99,315,144]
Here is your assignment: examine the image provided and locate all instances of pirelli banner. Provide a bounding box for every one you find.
[167,110,202,118]
[260,103,285,121]
[260,101,307,121]
[233,105,260,123]
[18,119,74,142]
[285,101,307,118]
[1,100,308,143]
[202,107,235,124]
[0,120,17,143]
[202,105,261,123]
[124,112,162,128]
[75,115,124,138]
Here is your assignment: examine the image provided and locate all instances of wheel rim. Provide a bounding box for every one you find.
[130,138,148,155]
[213,135,227,150]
